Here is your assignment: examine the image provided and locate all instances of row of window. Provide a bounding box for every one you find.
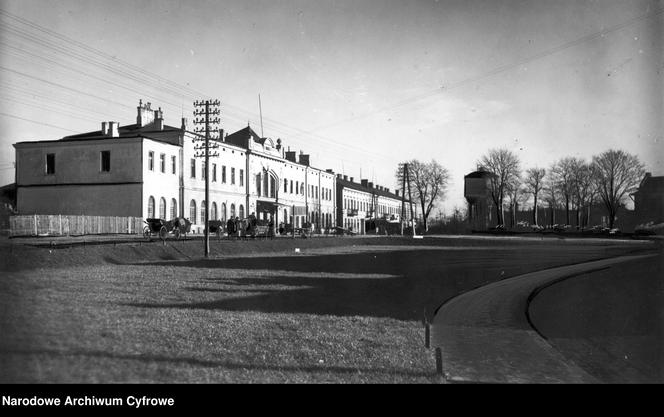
[147,196,247,224]
[148,151,176,174]
[278,177,333,201]
[44,152,111,175]
[343,198,399,215]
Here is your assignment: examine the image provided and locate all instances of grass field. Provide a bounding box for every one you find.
[0,235,658,383]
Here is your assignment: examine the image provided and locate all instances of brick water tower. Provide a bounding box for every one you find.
[464,167,497,231]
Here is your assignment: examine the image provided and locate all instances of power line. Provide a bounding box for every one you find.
[0,111,79,132]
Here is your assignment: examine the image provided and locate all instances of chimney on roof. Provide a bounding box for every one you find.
[181,117,188,131]
[326,169,334,174]
[285,150,297,163]
[101,122,108,135]
[385,188,390,193]
[368,182,373,188]
[361,179,368,187]
[343,175,348,181]
[299,154,310,166]
[350,177,354,183]
[337,174,342,179]
[395,190,400,197]
[137,99,155,127]
[108,122,119,138]
[154,107,164,130]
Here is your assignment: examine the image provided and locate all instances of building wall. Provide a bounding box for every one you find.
[142,138,182,219]
[17,184,143,216]
[15,138,144,216]
[182,134,248,228]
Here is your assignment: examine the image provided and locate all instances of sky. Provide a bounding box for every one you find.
[0,0,662,214]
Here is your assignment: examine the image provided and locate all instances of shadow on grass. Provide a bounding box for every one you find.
[125,248,620,321]
[0,347,435,380]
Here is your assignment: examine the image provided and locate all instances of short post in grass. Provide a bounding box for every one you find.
[435,347,443,375]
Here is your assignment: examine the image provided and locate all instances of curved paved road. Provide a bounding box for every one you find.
[431,254,656,383]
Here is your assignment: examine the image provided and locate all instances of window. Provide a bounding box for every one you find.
[221,203,227,221]
[212,163,217,182]
[159,197,166,219]
[284,179,288,193]
[211,202,217,220]
[45,153,56,175]
[231,168,235,185]
[100,151,111,172]
[201,200,206,224]
[148,151,154,171]
[295,181,299,195]
[202,162,206,180]
[148,196,155,218]
[190,159,196,178]
[256,174,261,196]
[263,173,269,197]
[239,204,245,219]
[190,200,197,224]
[300,184,304,195]
[170,199,177,219]
[315,186,318,199]
[230,203,236,218]
[222,166,226,183]
[171,155,176,174]
[269,175,276,198]
[160,153,166,173]
[290,180,293,194]
[239,169,244,187]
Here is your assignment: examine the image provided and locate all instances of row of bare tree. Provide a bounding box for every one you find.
[479,148,645,229]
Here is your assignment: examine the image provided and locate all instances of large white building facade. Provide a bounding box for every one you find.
[13,100,338,233]
[14,100,409,235]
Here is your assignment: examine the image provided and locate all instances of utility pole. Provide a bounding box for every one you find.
[400,163,406,236]
[193,99,221,258]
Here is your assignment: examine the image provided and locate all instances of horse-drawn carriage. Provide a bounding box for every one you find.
[143,217,191,241]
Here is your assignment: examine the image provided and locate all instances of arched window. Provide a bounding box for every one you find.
[189,200,197,224]
[147,196,155,218]
[300,184,304,195]
[221,203,227,221]
[170,199,177,219]
[211,202,217,220]
[239,204,245,219]
[230,203,236,218]
[256,174,262,196]
[284,179,288,193]
[263,171,269,197]
[159,197,166,219]
[269,175,276,198]
[201,200,206,224]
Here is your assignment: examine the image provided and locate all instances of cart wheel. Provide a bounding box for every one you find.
[174,228,181,240]
[159,226,168,241]
[143,226,151,240]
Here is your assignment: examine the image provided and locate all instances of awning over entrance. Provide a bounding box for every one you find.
[256,200,278,213]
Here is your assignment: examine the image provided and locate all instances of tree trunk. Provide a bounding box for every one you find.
[565,198,570,225]
[533,196,538,225]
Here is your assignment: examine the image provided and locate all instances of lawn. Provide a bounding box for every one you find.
[0,235,657,383]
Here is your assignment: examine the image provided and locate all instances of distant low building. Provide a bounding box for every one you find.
[632,172,664,225]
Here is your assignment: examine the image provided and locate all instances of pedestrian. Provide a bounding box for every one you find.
[226,217,235,239]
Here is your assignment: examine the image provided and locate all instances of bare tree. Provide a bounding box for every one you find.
[570,159,596,229]
[550,157,577,226]
[505,176,526,228]
[592,149,645,229]
[395,159,450,232]
[524,167,546,225]
[543,174,560,226]
[478,148,521,226]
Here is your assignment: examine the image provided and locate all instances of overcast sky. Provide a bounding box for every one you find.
[1,0,662,214]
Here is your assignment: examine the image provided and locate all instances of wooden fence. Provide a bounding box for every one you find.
[9,215,144,237]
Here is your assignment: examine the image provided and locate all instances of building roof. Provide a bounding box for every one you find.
[14,123,185,147]
[464,169,497,179]
[337,177,405,201]
[223,125,263,149]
